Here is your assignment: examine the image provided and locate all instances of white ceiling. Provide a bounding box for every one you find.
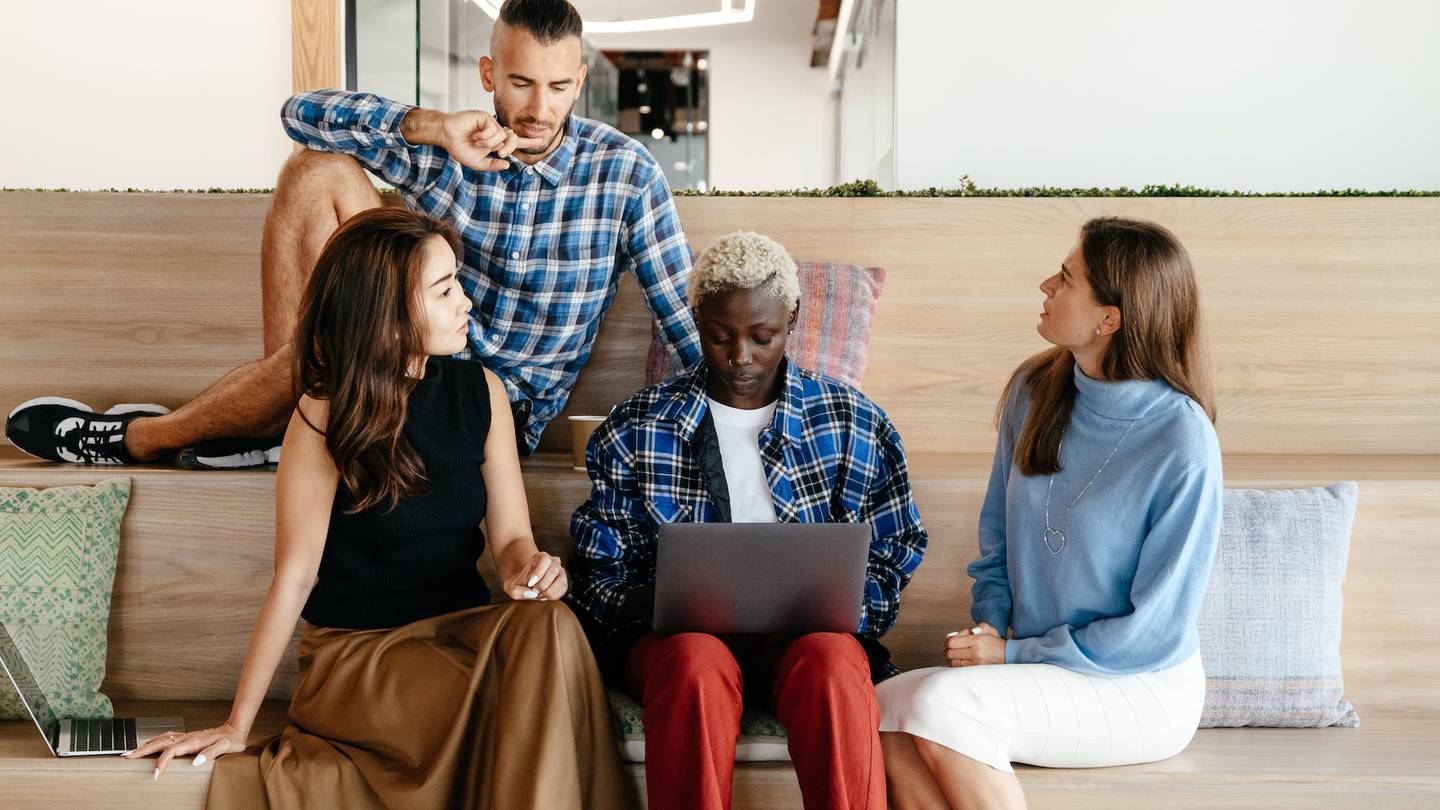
[572,1,737,22]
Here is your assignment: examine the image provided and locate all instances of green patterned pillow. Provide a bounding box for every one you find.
[608,689,792,762]
[0,478,130,721]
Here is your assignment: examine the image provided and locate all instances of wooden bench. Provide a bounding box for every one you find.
[2,192,1437,808]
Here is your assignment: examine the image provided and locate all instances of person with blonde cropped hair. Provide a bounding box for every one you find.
[684,229,803,309]
[567,231,928,810]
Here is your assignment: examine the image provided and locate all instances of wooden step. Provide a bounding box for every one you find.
[5,192,1438,808]
[2,448,1436,715]
[2,701,1436,809]
[4,192,1438,457]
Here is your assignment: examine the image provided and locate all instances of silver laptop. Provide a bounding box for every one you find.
[0,620,183,756]
[653,522,871,635]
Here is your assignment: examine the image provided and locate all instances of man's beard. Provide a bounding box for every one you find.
[493,98,574,156]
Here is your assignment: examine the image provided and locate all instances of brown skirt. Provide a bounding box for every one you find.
[206,601,632,809]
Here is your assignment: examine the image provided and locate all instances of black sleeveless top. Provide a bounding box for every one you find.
[302,357,493,629]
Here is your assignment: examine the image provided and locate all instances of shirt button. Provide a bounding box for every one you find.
[511,251,520,259]
[521,202,531,211]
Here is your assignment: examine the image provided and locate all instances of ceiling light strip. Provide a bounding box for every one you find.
[469,0,756,34]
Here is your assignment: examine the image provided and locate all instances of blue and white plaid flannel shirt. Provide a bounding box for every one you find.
[282,90,702,452]
[567,360,929,644]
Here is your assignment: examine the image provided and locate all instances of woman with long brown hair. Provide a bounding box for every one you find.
[123,207,627,809]
[877,217,1224,809]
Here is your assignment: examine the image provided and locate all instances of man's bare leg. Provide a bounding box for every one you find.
[260,147,385,356]
[124,150,383,461]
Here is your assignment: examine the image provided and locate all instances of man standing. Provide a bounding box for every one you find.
[7,0,700,465]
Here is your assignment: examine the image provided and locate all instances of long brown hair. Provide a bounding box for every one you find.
[292,207,462,512]
[999,216,1216,477]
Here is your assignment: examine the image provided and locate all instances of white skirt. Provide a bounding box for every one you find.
[876,653,1204,773]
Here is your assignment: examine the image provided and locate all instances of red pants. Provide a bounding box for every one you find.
[626,631,886,810]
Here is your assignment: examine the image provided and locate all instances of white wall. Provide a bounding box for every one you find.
[894,0,1440,191]
[15,1,1426,193]
[586,1,834,192]
[0,1,293,190]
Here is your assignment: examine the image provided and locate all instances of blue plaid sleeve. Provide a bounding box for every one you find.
[857,415,928,638]
[566,416,656,634]
[622,162,702,369]
[280,90,450,196]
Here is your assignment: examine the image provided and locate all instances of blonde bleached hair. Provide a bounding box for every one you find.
[688,231,801,311]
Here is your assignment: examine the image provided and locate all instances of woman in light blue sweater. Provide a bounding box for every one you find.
[877,217,1222,809]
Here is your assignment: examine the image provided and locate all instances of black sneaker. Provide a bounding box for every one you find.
[176,436,282,470]
[5,398,170,465]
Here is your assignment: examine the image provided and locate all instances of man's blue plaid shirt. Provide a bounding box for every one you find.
[282,90,702,452]
[567,361,929,643]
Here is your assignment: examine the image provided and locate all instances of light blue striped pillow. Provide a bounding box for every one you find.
[1197,482,1359,728]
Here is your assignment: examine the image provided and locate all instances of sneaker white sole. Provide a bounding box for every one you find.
[186,441,282,470]
[106,403,171,417]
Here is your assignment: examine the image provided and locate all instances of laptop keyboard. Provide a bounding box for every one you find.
[69,718,138,753]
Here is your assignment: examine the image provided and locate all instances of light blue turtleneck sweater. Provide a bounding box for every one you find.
[969,363,1223,676]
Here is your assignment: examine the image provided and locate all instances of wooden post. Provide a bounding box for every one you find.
[292,0,340,92]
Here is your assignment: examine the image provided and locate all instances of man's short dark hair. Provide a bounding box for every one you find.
[498,0,584,43]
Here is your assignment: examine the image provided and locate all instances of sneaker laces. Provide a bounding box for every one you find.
[54,414,131,464]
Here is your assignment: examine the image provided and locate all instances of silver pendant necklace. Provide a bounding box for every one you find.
[1042,419,1138,555]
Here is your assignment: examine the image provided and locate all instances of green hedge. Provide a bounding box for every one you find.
[5,177,1437,197]
[674,178,1440,198]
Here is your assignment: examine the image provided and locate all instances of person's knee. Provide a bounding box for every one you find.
[505,599,582,640]
[786,632,864,662]
[880,730,913,754]
[643,634,741,701]
[276,148,373,206]
[539,599,587,645]
[910,734,962,770]
[911,668,986,711]
[780,632,869,687]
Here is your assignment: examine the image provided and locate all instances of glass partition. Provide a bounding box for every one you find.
[346,1,708,189]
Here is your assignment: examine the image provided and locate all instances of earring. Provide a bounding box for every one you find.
[727,358,736,367]
[1094,327,1102,336]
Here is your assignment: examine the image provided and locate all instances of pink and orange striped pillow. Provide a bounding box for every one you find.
[646,259,888,388]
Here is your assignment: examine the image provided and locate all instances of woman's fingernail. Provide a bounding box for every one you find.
[153,768,159,781]
[971,627,985,635]
[522,589,539,599]
[527,575,540,587]
[946,631,961,638]
[193,755,206,767]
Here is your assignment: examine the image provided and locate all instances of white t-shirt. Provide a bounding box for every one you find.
[706,397,779,523]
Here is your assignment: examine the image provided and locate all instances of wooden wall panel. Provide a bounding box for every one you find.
[2,194,1436,457]
[2,452,1431,711]
[291,0,340,92]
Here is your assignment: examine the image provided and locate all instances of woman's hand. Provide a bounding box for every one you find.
[503,550,568,601]
[944,623,1006,667]
[122,721,248,779]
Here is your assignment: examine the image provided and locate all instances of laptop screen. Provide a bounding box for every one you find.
[0,620,59,737]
